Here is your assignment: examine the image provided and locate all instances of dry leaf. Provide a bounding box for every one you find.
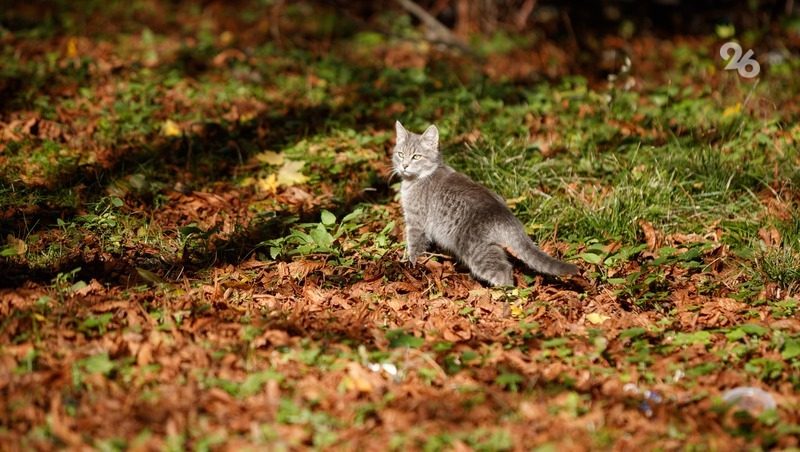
[639,220,659,251]
[722,102,741,119]
[161,119,182,137]
[344,363,375,393]
[3,235,27,256]
[66,37,78,58]
[255,151,285,166]
[277,160,309,186]
[586,312,610,325]
[256,174,279,193]
[758,227,781,248]
[505,195,527,209]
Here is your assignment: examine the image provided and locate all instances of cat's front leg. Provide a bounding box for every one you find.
[404,224,428,263]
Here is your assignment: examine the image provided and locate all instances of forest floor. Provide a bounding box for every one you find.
[2,1,800,449]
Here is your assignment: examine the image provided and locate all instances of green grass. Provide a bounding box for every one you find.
[2,1,800,449]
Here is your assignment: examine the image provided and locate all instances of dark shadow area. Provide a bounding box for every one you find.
[0,98,400,286]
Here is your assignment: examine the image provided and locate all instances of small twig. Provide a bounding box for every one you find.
[515,0,537,30]
[394,0,476,56]
[561,9,578,52]
[270,0,285,44]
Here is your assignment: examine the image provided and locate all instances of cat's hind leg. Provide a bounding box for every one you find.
[467,244,514,287]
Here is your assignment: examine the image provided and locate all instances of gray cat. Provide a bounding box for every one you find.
[393,121,578,287]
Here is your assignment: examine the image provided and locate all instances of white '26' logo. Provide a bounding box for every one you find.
[720,42,760,78]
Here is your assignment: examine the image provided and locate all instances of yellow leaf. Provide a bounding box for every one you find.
[66,37,78,58]
[345,364,374,393]
[161,119,182,137]
[220,30,234,46]
[586,312,610,325]
[238,111,256,122]
[136,267,166,285]
[3,235,27,256]
[256,174,279,193]
[255,151,285,166]
[505,195,527,209]
[277,160,309,186]
[722,103,741,119]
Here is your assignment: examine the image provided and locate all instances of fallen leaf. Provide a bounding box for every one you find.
[256,173,279,193]
[2,235,27,256]
[74,279,104,296]
[161,119,182,137]
[758,227,781,248]
[345,363,375,393]
[136,267,166,285]
[137,342,153,366]
[66,37,78,58]
[639,220,659,251]
[255,151,285,166]
[722,102,741,119]
[277,160,309,186]
[586,313,610,325]
[506,195,527,209]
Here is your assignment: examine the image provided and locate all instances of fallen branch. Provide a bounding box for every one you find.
[394,0,476,56]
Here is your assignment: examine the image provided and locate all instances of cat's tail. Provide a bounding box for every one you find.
[504,231,579,277]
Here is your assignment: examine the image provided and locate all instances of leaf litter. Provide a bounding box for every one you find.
[1,1,800,450]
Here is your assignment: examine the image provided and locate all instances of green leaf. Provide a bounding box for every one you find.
[619,327,647,339]
[239,370,283,398]
[579,253,603,265]
[727,324,769,340]
[69,281,88,292]
[0,245,20,257]
[542,337,569,348]
[79,313,113,333]
[782,339,800,360]
[686,361,719,377]
[740,324,769,337]
[179,224,204,237]
[386,329,424,348]
[309,224,334,248]
[340,208,363,225]
[672,330,712,347]
[137,267,166,285]
[726,328,747,341]
[320,210,336,227]
[269,246,281,259]
[495,372,524,392]
[715,24,735,39]
[433,341,454,352]
[82,353,115,375]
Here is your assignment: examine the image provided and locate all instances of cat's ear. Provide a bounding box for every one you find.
[421,124,439,147]
[395,121,408,143]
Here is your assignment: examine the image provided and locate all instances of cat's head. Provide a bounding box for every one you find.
[393,121,441,180]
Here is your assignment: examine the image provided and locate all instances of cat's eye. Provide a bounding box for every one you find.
[412,155,421,160]
[397,151,404,158]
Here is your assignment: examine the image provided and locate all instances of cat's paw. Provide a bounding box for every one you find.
[403,250,421,264]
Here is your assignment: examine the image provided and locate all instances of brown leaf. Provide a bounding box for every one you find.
[758,227,781,248]
[137,342,153,366]
[639,220,659,251]
[253,329,291,348]
[74,279,105,296]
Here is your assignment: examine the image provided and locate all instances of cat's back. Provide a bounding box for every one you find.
[426,166,510,217]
